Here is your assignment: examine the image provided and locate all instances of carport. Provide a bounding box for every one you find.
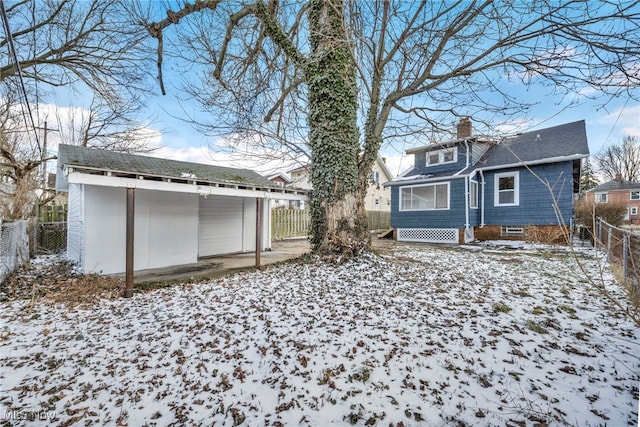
[56,144,308,292]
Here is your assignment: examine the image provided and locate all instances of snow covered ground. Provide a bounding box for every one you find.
[1,242,638,426]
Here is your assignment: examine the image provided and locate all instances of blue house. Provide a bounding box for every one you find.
[386,119,589,243]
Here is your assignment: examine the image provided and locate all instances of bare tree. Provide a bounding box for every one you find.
[1,0,150,103]
[141,0,640,257]
[1,0,154,219]
[54,95,158,154]
[0,88,53,219]
[594,136,640,182]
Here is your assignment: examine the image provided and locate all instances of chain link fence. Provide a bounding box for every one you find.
[0,220,29,284]
[593,217,640,306]
[36,222,67,254]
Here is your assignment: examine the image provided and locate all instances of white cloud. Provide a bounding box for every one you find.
[150,142,303,177]
[493,118,536,136]
[598,104,640,138]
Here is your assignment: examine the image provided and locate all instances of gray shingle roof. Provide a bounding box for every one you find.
[57,144,274,188]
[587,179,640,192]
[475,120,589,169]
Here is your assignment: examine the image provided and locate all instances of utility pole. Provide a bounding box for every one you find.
[35,121,58,194]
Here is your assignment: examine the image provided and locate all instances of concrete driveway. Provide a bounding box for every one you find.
[132,237,395,284]
[132,238,311,284]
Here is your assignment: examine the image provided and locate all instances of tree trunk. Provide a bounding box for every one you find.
[306,0,369,257]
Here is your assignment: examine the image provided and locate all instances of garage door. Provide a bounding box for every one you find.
[198,195,244,257]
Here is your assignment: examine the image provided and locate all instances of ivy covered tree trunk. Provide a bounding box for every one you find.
[306,0,369,257]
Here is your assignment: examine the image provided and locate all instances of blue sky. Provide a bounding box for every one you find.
[39,1,640,180]
[42,61,639,180]
[137,82,639,178]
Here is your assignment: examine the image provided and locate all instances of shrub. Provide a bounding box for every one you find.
[574,199,627,228]
[525,225,568,244]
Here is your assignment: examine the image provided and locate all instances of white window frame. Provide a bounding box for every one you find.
[469,180,478,209]
[595,193,608,203]
[370,170,380,185]
[494,171,520,207]
[425,147,457,167]
[630,191,640,200]
[399,182,450,211]
[630,206,638,216]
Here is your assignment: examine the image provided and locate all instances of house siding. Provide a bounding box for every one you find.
[584,187,640,224]
[391,178,467,229]
[413,145,468,175]
[66,183,84,266]
[82,186,199,274]
[482,162,574,226]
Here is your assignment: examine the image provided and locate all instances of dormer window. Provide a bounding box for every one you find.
[426,147,457,167]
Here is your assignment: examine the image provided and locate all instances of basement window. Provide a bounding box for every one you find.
[501,226,524,236]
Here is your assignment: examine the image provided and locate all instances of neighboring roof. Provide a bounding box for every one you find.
[56,144,278,191]
[376,156,394,181]
[287,156,394,181]
[587,179,640,192]
[475,120,589,169]
[267,172,291,184]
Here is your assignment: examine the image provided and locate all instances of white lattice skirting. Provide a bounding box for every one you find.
[397,228,459,244]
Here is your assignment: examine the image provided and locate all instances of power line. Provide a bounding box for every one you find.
[602,97,630,148]
[0,0,41,153]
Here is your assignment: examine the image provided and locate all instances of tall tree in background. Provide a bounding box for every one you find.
[579,158,599,196]
[142,0,640,257]
[0,0,152,219]
[595,136,640,182]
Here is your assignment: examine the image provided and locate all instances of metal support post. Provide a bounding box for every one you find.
[255,197,262,268]
[124,188,135,298]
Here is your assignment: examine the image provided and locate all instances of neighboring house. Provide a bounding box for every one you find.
[288,156,394,211]
[585,176,640,224]
[288,165,313,190]
[385,119,589,244]
[267,172,291,188]
[366,157,394,211]
[56,144,307,275]
[267,172,299,209]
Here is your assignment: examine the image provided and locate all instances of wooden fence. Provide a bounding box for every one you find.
[271,209,391,240]
[367,210,392,231]
[38,204,67,223]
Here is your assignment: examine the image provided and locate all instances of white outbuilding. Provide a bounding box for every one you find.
[56,144,308,276]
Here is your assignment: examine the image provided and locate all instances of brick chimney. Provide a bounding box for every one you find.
[457,117,472,139]
[614,173,622,182]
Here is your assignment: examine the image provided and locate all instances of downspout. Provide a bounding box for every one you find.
[464,138,470,233]
[479,170,486,228]
[464,138,470,168]
[464,176,470,229]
